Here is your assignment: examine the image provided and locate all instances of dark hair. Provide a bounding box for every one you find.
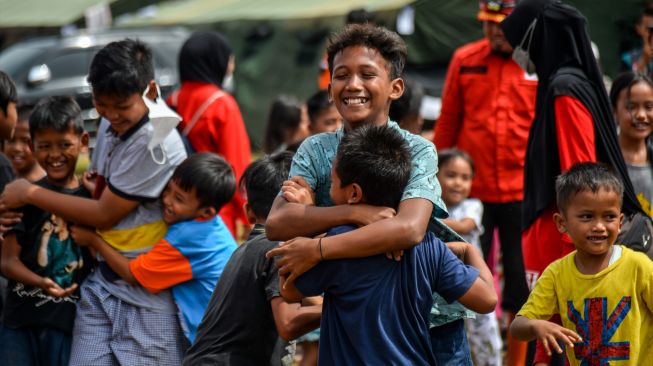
[609,71,653,111]
[17,103,34,123]
[437,148,475,177]
[240,151,294,219]
[263,95,304,154]
[306,90,333,125]
[327,24,407,80]
[88,39,154,99]
[29,96,84,137]
[555,162,624,213]
[335,124,411,208]
[171,152,236,211]
[389,78,424,123]
[346,8,376,25]
[640,1,653,22]
[0,71,17,115]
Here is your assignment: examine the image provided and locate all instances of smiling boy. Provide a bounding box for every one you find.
[266,24,475,364]
[510,163,653,365]
[0,39,188,364]
[71,153,238,344]
[0,96,92,366]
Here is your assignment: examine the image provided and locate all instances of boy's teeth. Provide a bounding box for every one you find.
[345,97,368,105]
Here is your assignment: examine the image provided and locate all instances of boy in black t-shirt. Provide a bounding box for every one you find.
[0,96,91,366]
[183,152,322,366]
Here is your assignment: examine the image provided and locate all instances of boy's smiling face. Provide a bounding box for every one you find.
[4,121,37,176]
[162,179,205,224]
[93,92,148,136]
[33,126,87,188]
[554,188,623,259]
[328,45,404,129]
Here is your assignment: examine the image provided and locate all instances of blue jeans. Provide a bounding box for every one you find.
[0,325,71,366]
[429,319,473,366]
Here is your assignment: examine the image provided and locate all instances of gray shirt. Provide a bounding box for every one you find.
[90,117,187,312]
[627,163,653,216]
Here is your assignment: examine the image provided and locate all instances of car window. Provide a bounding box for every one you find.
[45,49,94,80]
[0,46,45,75]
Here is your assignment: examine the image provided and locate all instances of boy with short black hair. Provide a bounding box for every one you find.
[306,90,342,134]
[0,70,17,194]
[71,152,237,344]
[0,71,17,141]
[511,162,653,365]
[0,39,188,364]
[0,96,92,366]
[266,24,477,364]
[184,151,322,366]
[281,125,496,365]
[0,70,17,319]
[4,104,45,182]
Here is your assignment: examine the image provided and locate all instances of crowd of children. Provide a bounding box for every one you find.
[1,0,653,365]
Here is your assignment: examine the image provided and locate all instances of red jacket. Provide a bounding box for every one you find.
[435,39,537,203]
[168,81,251,237]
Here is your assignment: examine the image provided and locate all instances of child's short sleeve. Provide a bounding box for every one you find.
[129,228,194,293]
[425,234,480,303]
[264,257,282,301]
[286,131,341,206]
[461,199,483,229]
[517,265,559,320]
[401,140,440,205]
[288,139,320,191]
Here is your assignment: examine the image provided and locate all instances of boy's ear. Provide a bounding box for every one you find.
[618,212,624,231]
[80,131,90,149]
[389,77,405,101]
[347,183,364,204]
[553,212,567,234]
[145,80,158,101]
[198,206,217,220]
[244,203,257,225]
[327,83,333,103]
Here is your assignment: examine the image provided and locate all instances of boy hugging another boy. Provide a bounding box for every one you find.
[267,24,478,364]
[1,39,188,364]
[185,152,322,366]
[71,152,237,344]
[511,162,653,365]
[0,96,92,366]
[281,125,497,365]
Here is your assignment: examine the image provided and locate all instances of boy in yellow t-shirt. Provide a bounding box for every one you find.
[511,162,653,365]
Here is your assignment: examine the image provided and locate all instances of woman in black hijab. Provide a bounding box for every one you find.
[502,1,644,364]
[167,31,251,239]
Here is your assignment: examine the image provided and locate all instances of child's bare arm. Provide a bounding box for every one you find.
[270,296,322,341]
[70,225,138,285]
[1,179,138,230]
[279,273,305,302]
[452,242,498,314]
[1,233,78,297]
[510,316,582,356]
[441,218,477,235]
[266,195,396,241]
[267,198,432,285]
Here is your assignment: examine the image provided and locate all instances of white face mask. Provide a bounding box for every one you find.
[222,73,234,93]
[142,84,181,164]
[512,18,538,75]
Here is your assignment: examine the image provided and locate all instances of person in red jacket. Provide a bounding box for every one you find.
[168,31,251,239]
[434,2,534,364]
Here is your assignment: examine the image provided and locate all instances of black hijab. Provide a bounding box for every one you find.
[502,0,643,229]
[179,31,232,87]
